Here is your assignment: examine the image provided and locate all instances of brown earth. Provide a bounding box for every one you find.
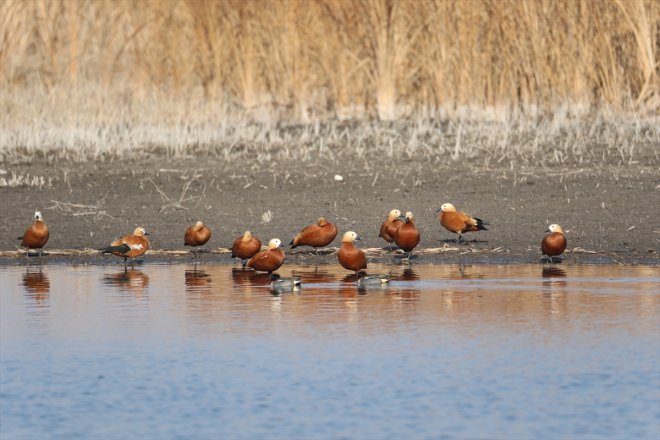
[1,157,658,265]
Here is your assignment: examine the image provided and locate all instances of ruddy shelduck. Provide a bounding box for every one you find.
[379,209,404,250]
[247,238,285,273]
[437,203,489,242]
[184,221,211,258]
[542,224,567,262]
[101,227,150,265]
[290,217,338,255]
[394,211,421,259]
[337,231,367,275]
[231,231,262,266]
[19,211,49,256]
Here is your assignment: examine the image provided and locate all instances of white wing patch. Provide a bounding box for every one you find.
[129,244,144,250]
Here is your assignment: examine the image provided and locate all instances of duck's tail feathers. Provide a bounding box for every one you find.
[474,217,489,231]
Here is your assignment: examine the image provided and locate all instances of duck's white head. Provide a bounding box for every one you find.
[133,226,148,236]
[268,238,282,249]
[342,231,361,243]
[440,203,456,212]
[546,224,564,234]
[34,211,43,221]
[388,209,402,220]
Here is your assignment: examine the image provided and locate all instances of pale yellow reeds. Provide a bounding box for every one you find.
[1,0,657,117]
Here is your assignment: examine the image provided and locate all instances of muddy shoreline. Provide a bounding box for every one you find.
[1,158,658,265]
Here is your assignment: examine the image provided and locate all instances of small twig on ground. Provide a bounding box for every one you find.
[47,197,114,222]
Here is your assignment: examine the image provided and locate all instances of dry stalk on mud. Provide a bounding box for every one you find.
[47,198,113,222]
[146,177,210,213]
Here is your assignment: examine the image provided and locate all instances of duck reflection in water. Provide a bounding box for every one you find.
[289,265,336,283]
[542,267,567,278]
[185,265,212,294]
[542,266,567,288]
[22,267,50,304]
[394,267,419,281]
[231,268,276,287]
[103,268,150,296]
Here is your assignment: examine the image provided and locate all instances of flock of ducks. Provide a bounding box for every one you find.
[17,204,568,285]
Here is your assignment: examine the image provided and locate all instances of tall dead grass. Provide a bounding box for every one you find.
[1,0,657,117]
[0,0,658,163]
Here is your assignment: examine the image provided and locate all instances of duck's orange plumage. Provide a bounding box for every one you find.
[231,231,262,261]
[379,209,404,247]
[337,231,367,273]
[247,238,285,273]
[394,211,421,255]
[290,217,338,251]
[19,211,49,251]
[437,203,488,242]
[101,227,150,260]
[542,224,567,258]
[184,221,211,247]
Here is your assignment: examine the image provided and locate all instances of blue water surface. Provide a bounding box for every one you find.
[1,263,659,439]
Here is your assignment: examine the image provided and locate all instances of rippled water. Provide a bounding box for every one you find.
[1,263,659,439]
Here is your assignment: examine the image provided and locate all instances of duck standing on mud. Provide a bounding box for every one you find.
[394,211,420,260]
[541,224,567,263]
[19,211,49,257]
[338,231,367,276]
[437,203,488,243]
[231,231,262,267]
[184,221,212,259]
[247,238,285,273]
[379,209,404,251]
[290,217,338,256]
[101,227,150,267]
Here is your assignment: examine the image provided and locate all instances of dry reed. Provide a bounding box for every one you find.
[0,0,658,161]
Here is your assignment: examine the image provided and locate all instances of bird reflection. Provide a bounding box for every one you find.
[542,267,567,278]
[185,266,212,294]
[542,266,567,288]
[22,267,50,304]
[289,266,336,283]
[103,269,150,296]
[231,269,275,287]
[393,267,419,281]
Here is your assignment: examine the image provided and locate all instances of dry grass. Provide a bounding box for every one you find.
[0,0,658,163]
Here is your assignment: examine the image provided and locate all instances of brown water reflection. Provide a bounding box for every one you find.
[102,269,150,297]
[22,268,50,305]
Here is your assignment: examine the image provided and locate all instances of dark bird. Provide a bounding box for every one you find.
[290,217,338,255]
[541,224,567,262]
[101,227,150,266]
[231,231,262,267]
[247,238,285,273]
[437,203,488,242]
[338,231,367,275]
[19,211,49,256]
[379,209,404,250]
[184,221,212,259]
[394,211,421,259]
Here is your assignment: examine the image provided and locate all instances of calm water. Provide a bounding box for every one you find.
[1,263,659,439]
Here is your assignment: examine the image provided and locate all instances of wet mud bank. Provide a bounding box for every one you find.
[1,158,658,265]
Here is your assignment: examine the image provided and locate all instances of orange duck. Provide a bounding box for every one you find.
[290,217,338,255]
[101,227,150,265]
[394,211,421,259]
[184,221,212,258]
[337,231,367,275]
[247,238,285,273]
[541,224,567,262]
[231,231,262,267]
[19,211,49,256]
[379,209,403,250]
[437,203,488,242]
